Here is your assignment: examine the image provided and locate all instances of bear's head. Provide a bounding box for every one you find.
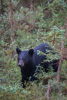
[16,47,34,68]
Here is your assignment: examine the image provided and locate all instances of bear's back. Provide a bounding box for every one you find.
[34,43,51,53]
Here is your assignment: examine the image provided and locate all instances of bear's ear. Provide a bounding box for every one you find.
[28,49,34,56]
[16,47,21,54]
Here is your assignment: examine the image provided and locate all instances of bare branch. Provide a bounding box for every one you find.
[47,82,50,100]
[57,14,67,82]
[9,0,14,42]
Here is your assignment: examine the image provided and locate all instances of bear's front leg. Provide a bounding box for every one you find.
[21,77,28,88]
[21,79,25,88]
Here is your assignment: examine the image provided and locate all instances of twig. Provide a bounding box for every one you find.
[62,68,67,78]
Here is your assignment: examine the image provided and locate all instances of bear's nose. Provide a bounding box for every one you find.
[18,61,22,67]
[18,63,22,67]
[18,60,24,67]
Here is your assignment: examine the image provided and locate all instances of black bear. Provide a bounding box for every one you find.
[16,43,59,88]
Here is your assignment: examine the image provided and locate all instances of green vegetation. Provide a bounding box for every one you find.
[0,0,67,99]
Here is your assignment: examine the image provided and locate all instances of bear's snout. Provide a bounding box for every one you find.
[18,60,24,67]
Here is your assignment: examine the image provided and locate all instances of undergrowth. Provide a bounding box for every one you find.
[0,32,67,100]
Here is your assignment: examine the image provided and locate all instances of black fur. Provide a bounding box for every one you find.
[16,43,59,88]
